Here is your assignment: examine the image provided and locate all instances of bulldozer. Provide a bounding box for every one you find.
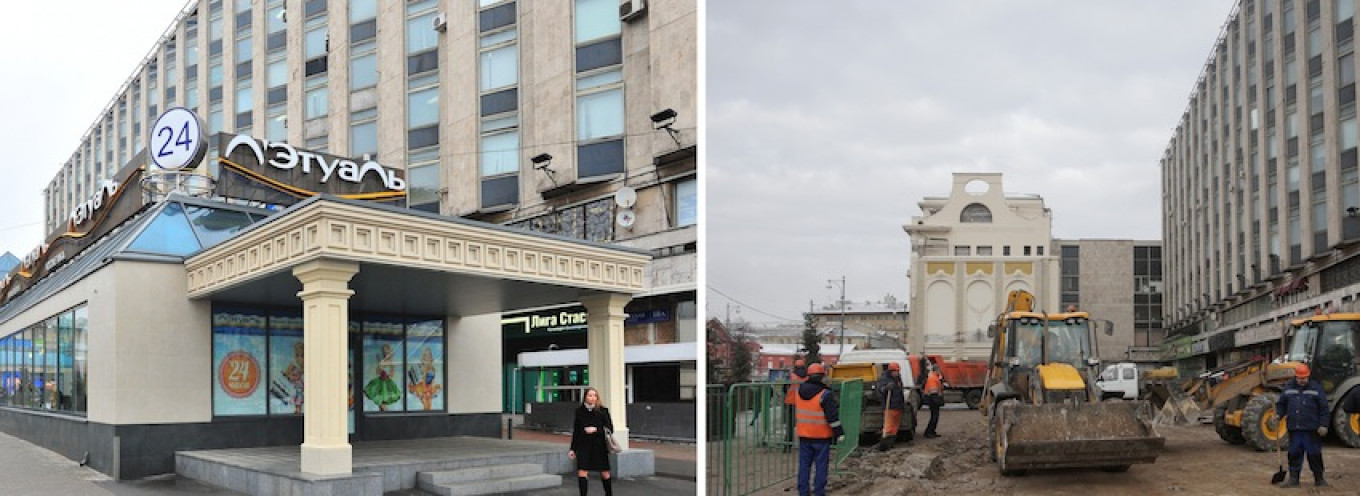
[1204,312,1360,451]
[981,290,1165,475]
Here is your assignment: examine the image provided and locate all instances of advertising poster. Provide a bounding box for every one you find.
[361,317,404,412]
[404,319,444,411]
[212,309,267,416]
[268,311,304,415]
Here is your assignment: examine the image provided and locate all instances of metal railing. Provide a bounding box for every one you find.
[706,380,862,496]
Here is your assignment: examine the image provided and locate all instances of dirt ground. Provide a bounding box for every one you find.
[820,405,1360,496]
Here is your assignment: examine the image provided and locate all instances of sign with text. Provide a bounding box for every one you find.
[215,133,406,206]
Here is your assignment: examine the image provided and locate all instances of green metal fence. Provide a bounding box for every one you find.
[706,380,862,496]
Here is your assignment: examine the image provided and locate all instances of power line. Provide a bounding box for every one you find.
[0,221,41,233]
[706,285,802,322]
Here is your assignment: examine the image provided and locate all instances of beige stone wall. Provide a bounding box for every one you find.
[447,313,502,414]
[107,262,213,424]
[906,173,1060,360]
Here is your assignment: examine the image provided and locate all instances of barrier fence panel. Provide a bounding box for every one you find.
[833,379,862,468]
[707,380,864,495]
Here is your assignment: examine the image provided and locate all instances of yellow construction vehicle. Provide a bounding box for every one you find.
[1205,312,1360,450]
[981,290,1165,475]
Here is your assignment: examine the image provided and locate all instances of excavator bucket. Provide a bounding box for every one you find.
[1145,381,1203,425]
[996,400,1165,472]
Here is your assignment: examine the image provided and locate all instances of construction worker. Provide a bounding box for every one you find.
[1274,363,1329,488]
[783,360,808,449]
[794,363,843,496]
[922,359,945,438]
[876,362,906,451]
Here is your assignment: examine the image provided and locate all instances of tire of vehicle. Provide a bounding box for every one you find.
[994,399,1024,476]
[1214,403,1247,445]
[1241,392,1286,452]
[1333,389,1360,448]
[964,389,983,410]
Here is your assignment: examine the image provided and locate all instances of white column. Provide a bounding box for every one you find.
[581,293,631,450]
[293,259,359,475]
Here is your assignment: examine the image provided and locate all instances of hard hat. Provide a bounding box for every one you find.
[888,362,901,371]
[794,359,805,367]
[808,363,826,375]
[1295,363,1311,378]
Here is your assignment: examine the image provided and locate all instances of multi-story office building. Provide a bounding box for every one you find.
[42,0,697,408]
[4,0,695,483]
[1054,240,1166,364]
[1161,0,1358,373]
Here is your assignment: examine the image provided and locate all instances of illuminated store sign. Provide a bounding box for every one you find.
[222,134,405,192]
[68,181,121,228]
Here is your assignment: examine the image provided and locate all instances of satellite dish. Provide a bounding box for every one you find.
[615,187,637,208]
[616,209,636,229]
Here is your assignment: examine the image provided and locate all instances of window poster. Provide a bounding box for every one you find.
[213,309,267,416]
[404,318,444,411]
[268,310,304,415]
[349,320,358,434]
[361,317,404,412]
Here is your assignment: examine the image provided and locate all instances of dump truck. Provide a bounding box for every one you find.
[1203,312,1360,451]
[826,348,921,444]
[980,290,1165,475]
[908,354,988,409]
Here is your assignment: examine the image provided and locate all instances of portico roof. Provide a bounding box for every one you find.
[185,195,651,315]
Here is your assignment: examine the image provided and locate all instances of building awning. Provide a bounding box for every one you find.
[184,195,651,316]
[517,342,695,368]
[1273,276,1309,298]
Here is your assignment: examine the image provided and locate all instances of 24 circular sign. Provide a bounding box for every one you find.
[149,107,207,170]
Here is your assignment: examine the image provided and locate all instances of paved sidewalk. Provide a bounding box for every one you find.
[2,427,695,495]
[0,431,239,496]
[505,425,698,481]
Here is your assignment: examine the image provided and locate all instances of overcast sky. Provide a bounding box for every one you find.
[706,1,1237,325]
[0,0,190,258]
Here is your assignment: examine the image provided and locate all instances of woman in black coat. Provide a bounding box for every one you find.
[569,387,615,495]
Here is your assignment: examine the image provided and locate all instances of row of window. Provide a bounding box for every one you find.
[51,0,641,232]
[952,245,1046,257]
[212,306,446,417]
[0,305,89,414]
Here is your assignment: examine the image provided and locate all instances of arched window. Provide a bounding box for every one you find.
[960,203,992,223]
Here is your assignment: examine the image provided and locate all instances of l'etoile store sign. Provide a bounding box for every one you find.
[215,132,406,206]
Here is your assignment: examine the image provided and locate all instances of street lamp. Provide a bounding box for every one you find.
[827,276,846,357]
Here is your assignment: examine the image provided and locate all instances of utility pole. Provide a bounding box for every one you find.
[827,276,846,358]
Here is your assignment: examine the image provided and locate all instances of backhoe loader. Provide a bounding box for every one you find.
[1204,312,1360,451]
[981,290,1165,475]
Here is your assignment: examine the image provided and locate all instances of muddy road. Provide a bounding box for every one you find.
[820,405,1360,495]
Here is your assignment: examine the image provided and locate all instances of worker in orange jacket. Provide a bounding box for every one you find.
[783,360,808,449]
[876,362,906,451]
[794,363,843,496]
[922,359,946,438]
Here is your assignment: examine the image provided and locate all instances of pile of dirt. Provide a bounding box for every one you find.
[830,416,1004,494]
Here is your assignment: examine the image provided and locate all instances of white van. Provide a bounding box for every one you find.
[1096,362,1140,400]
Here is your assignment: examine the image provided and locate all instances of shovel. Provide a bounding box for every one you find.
[1271,442,1286,484]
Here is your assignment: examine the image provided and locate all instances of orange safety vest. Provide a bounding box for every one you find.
[924,371,943,395]
[794,388,835,439]
[784,371,807,405]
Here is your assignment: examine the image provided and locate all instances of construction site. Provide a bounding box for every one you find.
[707,293,1360,495]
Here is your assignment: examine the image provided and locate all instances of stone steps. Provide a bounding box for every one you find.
[417,463,561,496]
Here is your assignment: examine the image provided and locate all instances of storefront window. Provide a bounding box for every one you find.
[267,310,304,415]
[211,306,444,416]
[361,317,405,412]
[72,306,88,413]
[212,309,268,416]
[404,318,444,411]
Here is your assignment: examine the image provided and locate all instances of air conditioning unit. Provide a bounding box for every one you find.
[433,12,448,32]
[619,0,646,22]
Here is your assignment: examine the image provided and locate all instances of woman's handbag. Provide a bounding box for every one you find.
[604,427,622,453]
